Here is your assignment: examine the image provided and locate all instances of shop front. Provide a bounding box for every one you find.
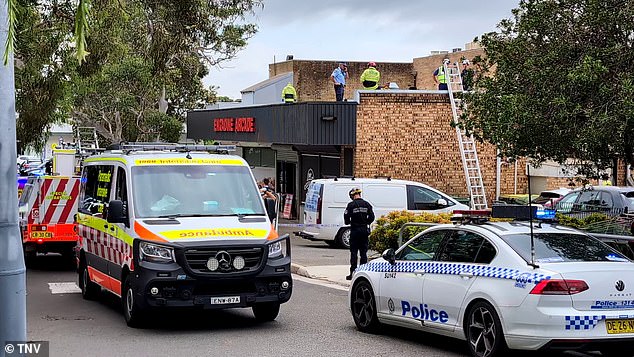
[187,102,357,219]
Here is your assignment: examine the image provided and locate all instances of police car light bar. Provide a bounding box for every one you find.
[451,210,491,224]
[491,205,556,221]
[452,210,491,217]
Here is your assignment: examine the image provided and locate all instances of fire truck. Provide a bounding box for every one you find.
[18,145,89,262]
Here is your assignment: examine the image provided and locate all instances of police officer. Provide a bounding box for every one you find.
[343,187,375,280]
[433,58,449,90]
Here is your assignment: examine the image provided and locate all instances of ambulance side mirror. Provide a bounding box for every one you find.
[382,248,396,265]
[107,200,128,226]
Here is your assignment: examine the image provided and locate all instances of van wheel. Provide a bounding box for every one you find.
[253,302,280,322]
[336,228,351,249]
[123,275,146,328]
[79,264,100,300]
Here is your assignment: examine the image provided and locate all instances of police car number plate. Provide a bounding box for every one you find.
[210,296,240,305]
[606,319,634,334]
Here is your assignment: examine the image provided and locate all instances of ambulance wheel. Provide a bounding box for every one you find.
[351,280,380,333]
[252,302,280,322]
[79,264,100,300]
[465,301,507,357]
[123,275,146,327]
[336,228,351,249]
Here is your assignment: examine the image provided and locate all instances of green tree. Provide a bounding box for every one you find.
[464,0,634,176]
[6,0,261,147]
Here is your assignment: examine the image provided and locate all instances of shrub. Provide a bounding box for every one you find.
[369,210,452,253]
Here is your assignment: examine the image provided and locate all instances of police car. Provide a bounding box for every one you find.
[348,207,634,357]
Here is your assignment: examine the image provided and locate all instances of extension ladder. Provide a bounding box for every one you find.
[443,61,488,209]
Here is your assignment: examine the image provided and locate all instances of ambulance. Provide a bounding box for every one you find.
[18,149,83,262]
[74,144,292,327]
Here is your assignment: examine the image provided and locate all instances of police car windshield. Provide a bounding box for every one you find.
[501,233,629,263]
[131,165,265,218]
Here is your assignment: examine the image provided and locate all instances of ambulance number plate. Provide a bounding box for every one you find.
[210,296,240,305]
[606,319,634,334]
[31,232,53,238]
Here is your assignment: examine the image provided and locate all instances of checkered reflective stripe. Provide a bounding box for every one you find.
[565,315,606,330]
[79,225,132,266]
[357,261,551,284]
[565,314,634,330]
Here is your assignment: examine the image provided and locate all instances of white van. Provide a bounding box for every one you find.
[296,178,469,248]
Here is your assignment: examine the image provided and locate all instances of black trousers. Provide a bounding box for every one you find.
[349,226,369,275]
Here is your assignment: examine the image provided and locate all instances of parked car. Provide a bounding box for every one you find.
[18,158,42,175]
[532,188,571,208]
[556,186,634,217]
[296,178,469,248]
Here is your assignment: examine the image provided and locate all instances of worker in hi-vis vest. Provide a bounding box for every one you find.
[433,59,449,90]
[281,82,297,103]
[360,62,380,90]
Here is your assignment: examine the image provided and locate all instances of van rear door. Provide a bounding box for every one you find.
[304,182,323,224]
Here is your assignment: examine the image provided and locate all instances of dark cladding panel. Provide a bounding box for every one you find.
[187,102,356,145]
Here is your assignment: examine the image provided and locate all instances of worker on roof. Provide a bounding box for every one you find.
[433,58,449,90]
[360,62,381,90]
[281,82,297,103]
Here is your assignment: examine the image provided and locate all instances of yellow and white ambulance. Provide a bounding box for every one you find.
[75,144,291,327]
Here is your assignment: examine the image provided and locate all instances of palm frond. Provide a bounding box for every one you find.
[74,0,91,63]
[3,0,18,66]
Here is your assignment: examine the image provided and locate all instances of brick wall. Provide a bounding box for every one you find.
[413,49,485,90]
[355,91,526,203]
[269,60,415,102]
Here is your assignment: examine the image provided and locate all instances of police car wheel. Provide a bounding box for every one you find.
[351,280,380,333]
[465,301,506,357]
[600,346,630,357]
[79,264,100,300]
[123,275,146,327]
[336,228,351,249]
[252,302,280,322]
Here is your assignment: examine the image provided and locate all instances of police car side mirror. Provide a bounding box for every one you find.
[436,198,448,207]
[382,248,396,265]
[107,200,128,226]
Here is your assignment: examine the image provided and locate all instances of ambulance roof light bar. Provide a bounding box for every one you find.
[110,143,237,154]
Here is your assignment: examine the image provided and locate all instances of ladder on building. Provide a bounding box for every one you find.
[443,60,488,209]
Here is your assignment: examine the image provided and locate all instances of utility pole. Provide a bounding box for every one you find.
[0,0,28,354]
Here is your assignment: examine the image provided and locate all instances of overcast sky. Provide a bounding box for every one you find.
[204,0,520,99]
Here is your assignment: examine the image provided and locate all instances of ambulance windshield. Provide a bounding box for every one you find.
[131,165,266,218]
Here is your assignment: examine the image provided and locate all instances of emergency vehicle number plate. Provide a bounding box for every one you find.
[210,296,240,305]
[31,232,53,238]
[606,319,634,334]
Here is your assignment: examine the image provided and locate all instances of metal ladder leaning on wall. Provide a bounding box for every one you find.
[443,60,488,210]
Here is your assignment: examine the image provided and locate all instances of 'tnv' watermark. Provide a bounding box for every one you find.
[4,341,49,356]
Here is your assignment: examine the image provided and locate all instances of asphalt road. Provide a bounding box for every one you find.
[23,237,602,357]
[26,255,471,357]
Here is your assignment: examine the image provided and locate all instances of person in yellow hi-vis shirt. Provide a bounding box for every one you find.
[360,62,380,90]
[281,82,297,103]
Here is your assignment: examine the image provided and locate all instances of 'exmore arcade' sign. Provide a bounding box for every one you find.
[213,117,256,133]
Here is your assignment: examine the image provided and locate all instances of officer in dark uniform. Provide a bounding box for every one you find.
[343,187,375,280]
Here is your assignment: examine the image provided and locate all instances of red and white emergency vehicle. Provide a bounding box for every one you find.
[18,148,82,261]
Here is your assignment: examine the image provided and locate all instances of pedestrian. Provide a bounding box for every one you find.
[331,62,348,101]
[432,58,449,90]
[343,187,375,280]
[360,62,380,90]
[461,59,474,91]
[281,82,297,103]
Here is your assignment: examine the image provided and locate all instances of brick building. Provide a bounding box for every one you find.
[188,47,619,217]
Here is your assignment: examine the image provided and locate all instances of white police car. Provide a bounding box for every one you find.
[348,208,634,357]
